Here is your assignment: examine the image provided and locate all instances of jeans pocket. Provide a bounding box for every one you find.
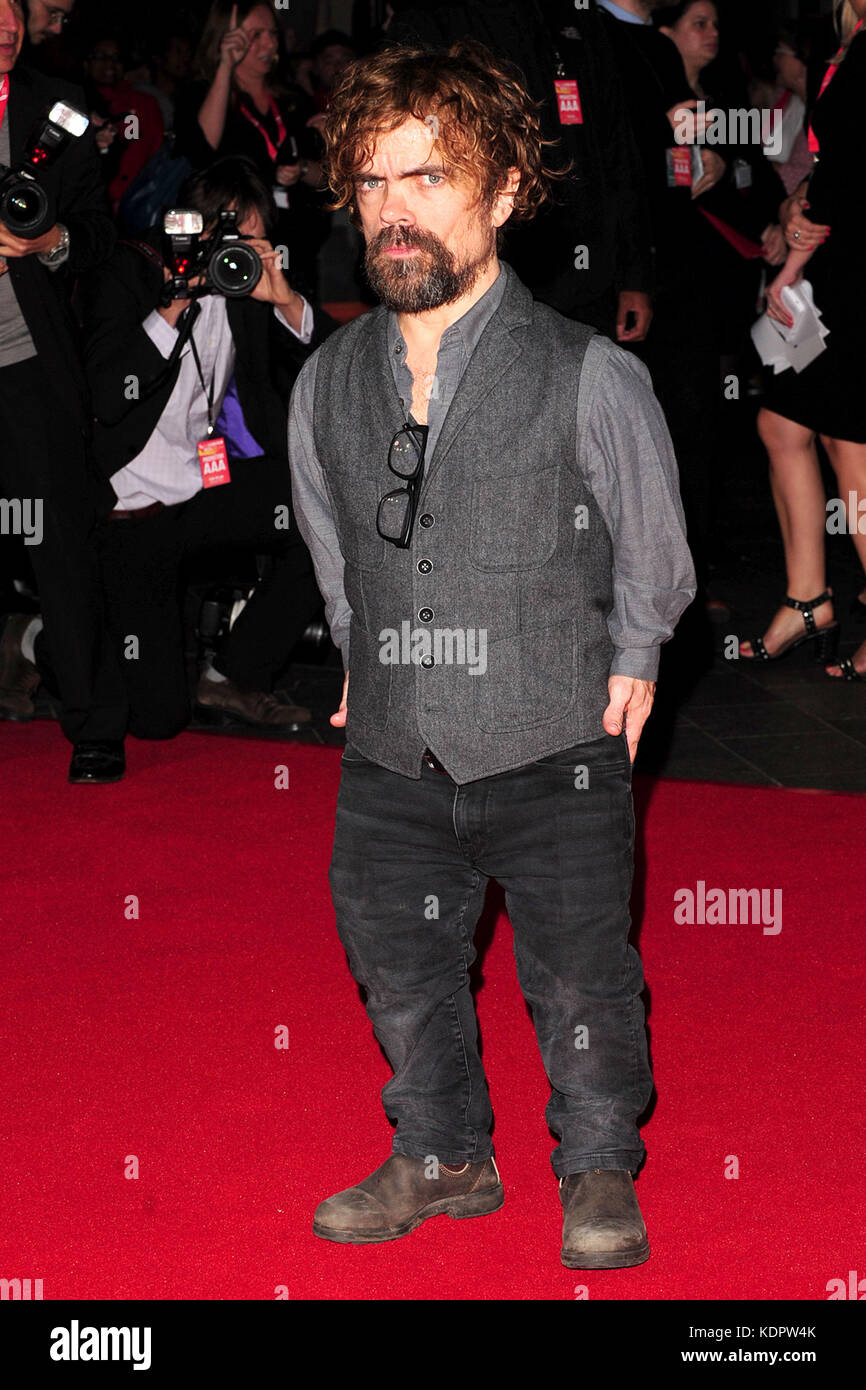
[340,741,372,766]
[534,733,627,774]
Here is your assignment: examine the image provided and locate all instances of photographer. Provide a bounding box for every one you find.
[82,32,164,214]
[0,0,127,784]
[185,3,328,302]
[73,156,331,740]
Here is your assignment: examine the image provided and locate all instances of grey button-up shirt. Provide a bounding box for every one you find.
[288,262,695,680]
[388,263,507,458]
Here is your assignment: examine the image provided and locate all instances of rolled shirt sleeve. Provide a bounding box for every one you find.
[288,353,352,669]
[578,339,697,681]
[274,296,314,344]
[142,307,180,360]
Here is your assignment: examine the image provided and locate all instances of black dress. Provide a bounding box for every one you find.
[763,29,866,443]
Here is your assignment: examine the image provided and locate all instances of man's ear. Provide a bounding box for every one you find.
[658,25,674,40]
[491,167,521,229]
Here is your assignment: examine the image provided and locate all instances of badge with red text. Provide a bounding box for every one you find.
[554,79,583,125]
[198,436,231,488]
[666,146,703,188]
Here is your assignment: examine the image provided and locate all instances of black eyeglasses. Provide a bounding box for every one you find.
[377,422,428,549]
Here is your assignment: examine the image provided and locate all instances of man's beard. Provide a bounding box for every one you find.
[364,224,494,313]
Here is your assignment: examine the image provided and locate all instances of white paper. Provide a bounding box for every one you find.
[751,280,829,374]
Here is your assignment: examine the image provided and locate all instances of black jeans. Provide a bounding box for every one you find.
[328,732,652,1178]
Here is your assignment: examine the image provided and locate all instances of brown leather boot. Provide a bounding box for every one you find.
[560,1169,650,1269]
[0,615,41,721]
[195,673,310,729]
[313,1153,504,1244]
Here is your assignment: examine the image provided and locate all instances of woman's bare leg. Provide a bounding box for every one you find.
[821,436,866,676]
[740,409,833,657]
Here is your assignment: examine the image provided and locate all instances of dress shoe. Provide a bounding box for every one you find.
[68,740,126,784]
[560,1169,650,1269]
[313,1152,504,1244]
[195,673,310,729]
[0,614,40,721]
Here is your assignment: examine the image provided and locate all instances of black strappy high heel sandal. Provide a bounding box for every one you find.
[742,590,840,664]
[833,657,865,681]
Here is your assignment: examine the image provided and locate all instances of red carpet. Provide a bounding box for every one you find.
[1,724,863,1301]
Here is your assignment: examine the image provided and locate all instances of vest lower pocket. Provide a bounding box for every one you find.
[473,622,576,732]
[347,624,393,731]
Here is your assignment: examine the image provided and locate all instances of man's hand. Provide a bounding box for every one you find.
[156,264,199,326]
[247,237,306,328]
[616,290,652,343]
[779,192,829,252]
[0,219,63,260]
[666,98,712,143]
[331,671,348,728]
[691,148,725,200]
[91,113,117,152]
[603,675,656,763]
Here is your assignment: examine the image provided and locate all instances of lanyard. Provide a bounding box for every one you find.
[238,94,286,165]
[0,74,9,135]
[808,20,863,155]
[186,317,217,436]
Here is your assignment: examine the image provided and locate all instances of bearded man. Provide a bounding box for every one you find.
[287,39,695,1269]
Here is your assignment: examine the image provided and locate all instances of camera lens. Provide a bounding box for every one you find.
[208,242,262,298]
[1,178,50,236]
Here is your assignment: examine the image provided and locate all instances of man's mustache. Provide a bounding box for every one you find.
[369,226,439,253]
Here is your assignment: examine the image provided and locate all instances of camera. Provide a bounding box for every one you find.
[0,101,89,239]
[162,208,263,301]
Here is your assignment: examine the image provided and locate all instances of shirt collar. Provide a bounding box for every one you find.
[597,0,651,25]
[387,262,506,363]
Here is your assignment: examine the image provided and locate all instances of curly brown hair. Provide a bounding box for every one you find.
[322,40,563,223]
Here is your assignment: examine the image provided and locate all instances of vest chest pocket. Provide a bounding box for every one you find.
[469,466,560,572]
[338,477,387,572]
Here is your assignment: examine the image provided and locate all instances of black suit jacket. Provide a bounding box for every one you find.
[5,65,116,429]
[73,231,335,482]
[388,0,653,316]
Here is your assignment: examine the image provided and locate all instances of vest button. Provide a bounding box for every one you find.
[420,655,435,668]
[419,607,434,622]
[419,513,434,527]
[417,558,432,574]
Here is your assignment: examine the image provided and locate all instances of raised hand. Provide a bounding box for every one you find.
[219,5,249,70]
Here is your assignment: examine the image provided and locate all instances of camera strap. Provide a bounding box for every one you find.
[186,314,231,487]
[0,75,9,136]
[187,323,217,436]
[93,298,200,429]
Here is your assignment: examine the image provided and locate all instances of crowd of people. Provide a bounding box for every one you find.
[0,0,863,784]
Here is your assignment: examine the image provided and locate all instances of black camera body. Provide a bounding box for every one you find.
[162,208,263,302]
[0,101,89,239]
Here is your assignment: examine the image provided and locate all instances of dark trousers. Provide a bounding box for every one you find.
[328,732,653,1178]
[633,269,723,590]
[96,454,322,740]
[0,357,127,743]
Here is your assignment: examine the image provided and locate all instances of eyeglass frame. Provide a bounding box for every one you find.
[376,421,429,549]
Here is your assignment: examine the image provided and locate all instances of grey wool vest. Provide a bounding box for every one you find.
[312,262,615,784]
